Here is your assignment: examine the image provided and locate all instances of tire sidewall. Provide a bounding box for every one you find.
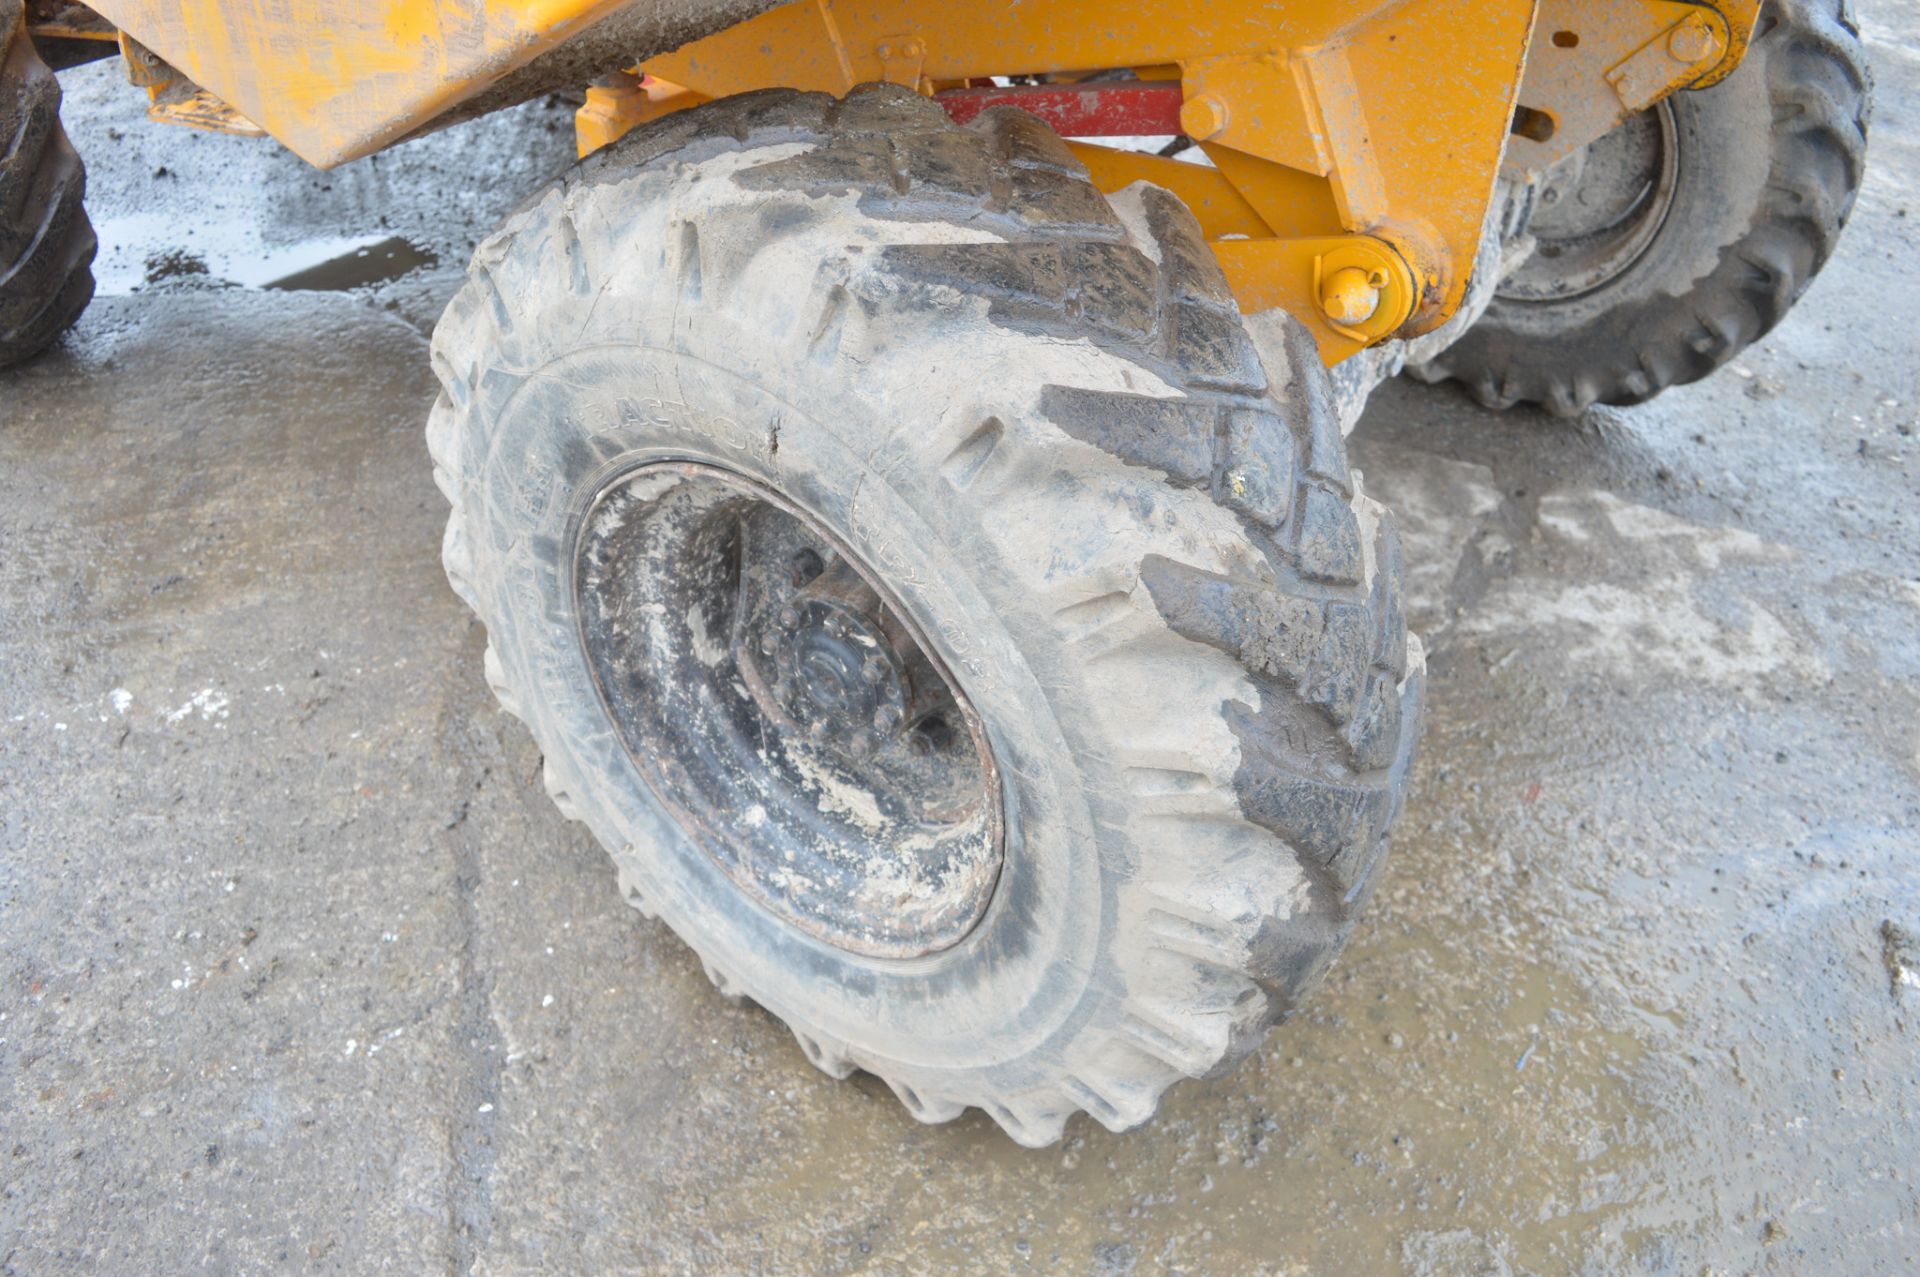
[467,324,1117,1081]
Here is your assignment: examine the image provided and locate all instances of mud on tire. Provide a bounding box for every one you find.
[428,85,1422,1144]
[0,0,95,368]
[1414,0,1870,415]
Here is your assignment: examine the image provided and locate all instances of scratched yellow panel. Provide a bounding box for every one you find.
[87,0,630,166]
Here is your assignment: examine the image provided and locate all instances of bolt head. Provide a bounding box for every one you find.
[1667,21,1716,63]
[1179,94,1229,142]
[758,631,780,656]
[873,704,905,734]
[777,604,801,630]
[861,656,890,685]
[1319,266,1381,327]
[848,733,875,761]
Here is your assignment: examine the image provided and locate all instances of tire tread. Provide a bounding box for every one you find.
[0,7,94,366]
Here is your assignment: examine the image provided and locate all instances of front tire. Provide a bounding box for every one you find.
[428,86,1421,1143]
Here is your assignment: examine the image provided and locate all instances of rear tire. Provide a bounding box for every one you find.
[1414,0,1870,415]
[429,86,1422,1143]
[0,0,96,368]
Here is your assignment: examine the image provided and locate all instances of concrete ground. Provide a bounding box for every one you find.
[3,7,1917,1273]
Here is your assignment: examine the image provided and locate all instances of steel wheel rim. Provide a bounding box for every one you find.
[572,461,1004,959]
[1500,102,1681,303]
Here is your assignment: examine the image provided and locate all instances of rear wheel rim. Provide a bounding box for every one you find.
[1500,102,1680,303]
[572,461,1003,959]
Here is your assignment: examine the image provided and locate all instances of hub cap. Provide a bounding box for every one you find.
[1500,102,1679,303]
[572,462,1002,958]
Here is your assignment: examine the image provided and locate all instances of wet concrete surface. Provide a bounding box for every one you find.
[3,11,1918,1273]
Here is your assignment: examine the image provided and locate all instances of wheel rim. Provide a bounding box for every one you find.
[572,461,1003,959]
[1499,102,1680,303]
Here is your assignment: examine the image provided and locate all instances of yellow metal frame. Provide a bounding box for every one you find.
[77,0,1758,361]
[619,0,1751,361]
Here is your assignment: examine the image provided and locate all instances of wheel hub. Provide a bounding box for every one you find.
[1500,101,1680,303]
[757,556,958,764]
[573,461,1002,959]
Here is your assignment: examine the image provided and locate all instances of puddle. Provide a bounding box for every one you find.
[93,213,437,295]
[261,236,437,291]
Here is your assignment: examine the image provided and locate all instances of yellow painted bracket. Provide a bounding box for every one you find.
[116,30,265,136]
[1177,47,1386,230]
[1064,144,1276,242]
[1671,0,1757,88]
[1505,0,1757,177]
[575,70,707,158]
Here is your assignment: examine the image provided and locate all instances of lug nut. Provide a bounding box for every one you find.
[873,704,905,734]
[861,656,890,685]
[777,604,801,630]
[758,631,780,656]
